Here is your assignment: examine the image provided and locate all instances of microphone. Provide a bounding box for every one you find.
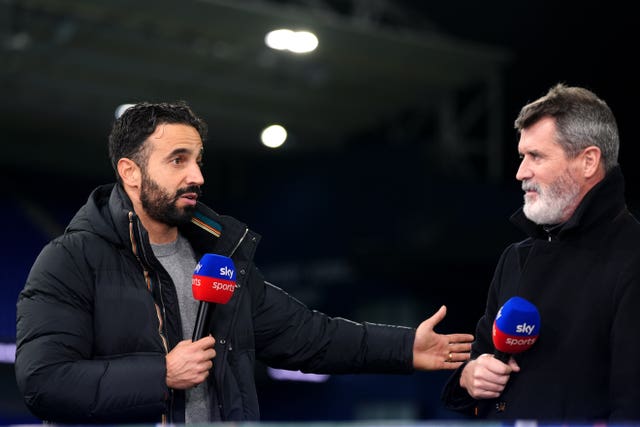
[191,254,237,341]
[492,296,540,363]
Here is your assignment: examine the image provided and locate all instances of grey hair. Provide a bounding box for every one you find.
[514,83,619,172]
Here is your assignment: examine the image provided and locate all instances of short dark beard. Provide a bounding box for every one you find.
[139,169,201,227]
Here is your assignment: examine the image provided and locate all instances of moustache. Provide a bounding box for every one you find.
[522,181,540,193]
[175,186,202,199]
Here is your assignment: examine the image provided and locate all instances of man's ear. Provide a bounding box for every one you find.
[581,146,603,179]
[117,158,141,188]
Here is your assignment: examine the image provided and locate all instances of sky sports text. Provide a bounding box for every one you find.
[192,277,236,291]
[219,266,234,279]
[515,322,536,335]
[193,261,235,279]
[505,337,537,346]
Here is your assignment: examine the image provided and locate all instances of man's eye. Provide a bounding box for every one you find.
[171,157,183,165]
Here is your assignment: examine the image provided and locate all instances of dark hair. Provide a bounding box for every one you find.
[514,83,619,172]
[108,101,208,182]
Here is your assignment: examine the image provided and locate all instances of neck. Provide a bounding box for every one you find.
[144,219,178,245]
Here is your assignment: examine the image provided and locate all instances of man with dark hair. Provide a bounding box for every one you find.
[15,101,473,423]
[441,84,640,421]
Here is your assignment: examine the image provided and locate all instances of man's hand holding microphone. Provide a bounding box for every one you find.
[166,254,236,389]
[460,297,540,399]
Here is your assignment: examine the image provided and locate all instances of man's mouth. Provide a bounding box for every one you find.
[179,193,198,206]
[522,182,538,194]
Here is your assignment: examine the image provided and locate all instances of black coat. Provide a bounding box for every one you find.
[15,183,415,423]
[441,167,640,421]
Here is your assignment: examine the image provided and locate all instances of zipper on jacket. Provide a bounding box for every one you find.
[139,238,174,422]
[128,212,172,424]
[228,227,249,258]
[150,268,174,423]
[213,226,249,420]
[542,224,562,242]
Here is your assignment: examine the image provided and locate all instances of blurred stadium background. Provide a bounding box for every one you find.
[0,0,636,423]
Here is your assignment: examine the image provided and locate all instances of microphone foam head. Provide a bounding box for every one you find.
[192,253,237,304]
[492,296,540,354]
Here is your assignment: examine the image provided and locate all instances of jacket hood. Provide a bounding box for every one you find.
[510,165,627,239]
[65,183,130,247]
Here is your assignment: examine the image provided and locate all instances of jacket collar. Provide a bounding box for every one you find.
[510,166,627,240]
[109,184,258,259]
[182,201,256,258]
[68,182,257,260]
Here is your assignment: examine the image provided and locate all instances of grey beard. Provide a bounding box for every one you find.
[522,173,581,225]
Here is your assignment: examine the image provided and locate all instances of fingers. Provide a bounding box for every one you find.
[197,337,217,366]
[460,354,514,399]
[448,333,475,344]
[166,338,217,389]
[467,379,505,399]
[445,336,474,364]
[445,349,471,364]
[507,357,521,372]
[478,353,513,374]
[412,307,476,371]
[440,338,474,367]
[448,340,472,353]
[195,335,216,349]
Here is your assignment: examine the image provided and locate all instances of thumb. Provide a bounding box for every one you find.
[508,357,521,372]
[195,335,215,348]
[423,305,447,330]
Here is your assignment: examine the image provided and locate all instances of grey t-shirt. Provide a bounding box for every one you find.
[152,234,218,423]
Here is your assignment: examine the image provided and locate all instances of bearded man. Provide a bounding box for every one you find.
[441,83,640,421]
[15,101,474,424]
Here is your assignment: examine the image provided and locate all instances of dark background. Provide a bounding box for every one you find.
[1,0,637,423]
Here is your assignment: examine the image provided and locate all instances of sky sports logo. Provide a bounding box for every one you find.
[192,276,236,290]
[193,261,234,280]
[210,281,235,292]
[219,266,234,279]
[192,266,234,284]
[192,254,237,303]
[505,337,537,346]
[192,273,236,304]
[515,322,536,335]
[492,321,540,354]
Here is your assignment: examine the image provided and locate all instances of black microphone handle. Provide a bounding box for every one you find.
[493,349,511,363]
[192,301,215,342]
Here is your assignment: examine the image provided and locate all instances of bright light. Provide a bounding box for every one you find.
[261,124,287,148]
[265,29,294,51]
[0,343,16,364]
[289,31,318,53]
[265,29,318,54]
[267,367,330,383]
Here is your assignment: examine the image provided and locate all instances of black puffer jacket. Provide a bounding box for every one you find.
[15,183,415,423]
[441,167,640,421]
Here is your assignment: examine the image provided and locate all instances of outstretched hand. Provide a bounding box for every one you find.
[413,305,474,370]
